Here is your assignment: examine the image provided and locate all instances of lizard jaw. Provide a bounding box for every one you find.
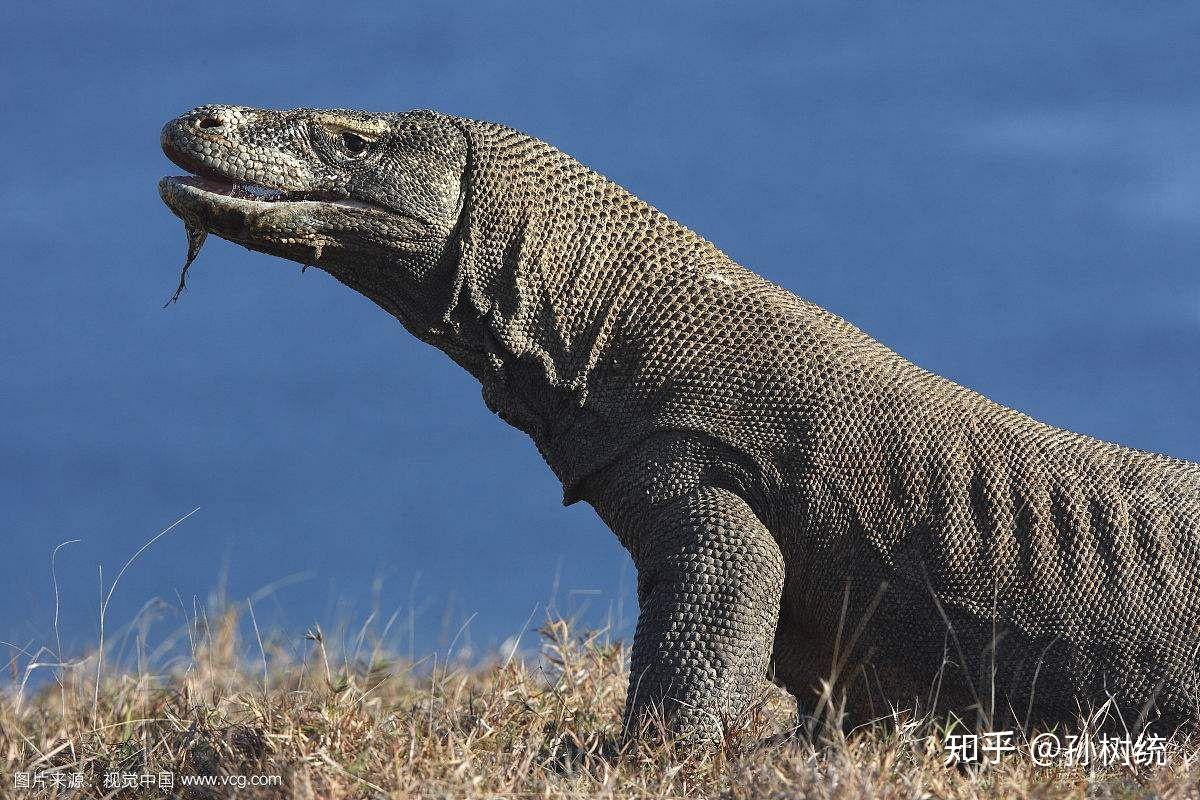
[159,174,381,221]
[159,175,348,305]
[158,173,387,263]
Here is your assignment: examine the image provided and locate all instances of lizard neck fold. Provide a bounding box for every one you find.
[433,118,714,489]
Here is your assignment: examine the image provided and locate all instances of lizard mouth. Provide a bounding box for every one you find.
[158,173,379,306]
[159,136,379,212]
[159,174,379,211]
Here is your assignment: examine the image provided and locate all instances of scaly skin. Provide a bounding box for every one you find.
[160,105,1200,742]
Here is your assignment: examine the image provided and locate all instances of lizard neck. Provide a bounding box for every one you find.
[435,118,715,464]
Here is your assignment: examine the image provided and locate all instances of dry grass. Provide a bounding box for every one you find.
[3,609,1200,799]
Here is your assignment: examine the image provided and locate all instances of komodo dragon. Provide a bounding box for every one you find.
[159,105,1200,741]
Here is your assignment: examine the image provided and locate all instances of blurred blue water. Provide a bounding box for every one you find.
[3,2,1199,663]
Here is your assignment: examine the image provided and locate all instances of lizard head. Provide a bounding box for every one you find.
[159,105,468,320]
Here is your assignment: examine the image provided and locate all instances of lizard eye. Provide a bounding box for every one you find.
[340,131,371,157]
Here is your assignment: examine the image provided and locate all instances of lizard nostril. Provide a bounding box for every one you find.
[196,116,224,130]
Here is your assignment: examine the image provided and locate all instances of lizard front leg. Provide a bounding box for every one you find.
[621,485,785,744]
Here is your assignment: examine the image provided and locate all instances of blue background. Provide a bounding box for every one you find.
[4,2,1200,665]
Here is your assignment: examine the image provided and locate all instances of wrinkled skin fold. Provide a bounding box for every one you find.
[160,104,1200,743]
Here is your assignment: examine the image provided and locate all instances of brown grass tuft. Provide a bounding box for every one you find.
[3,612,1198,798]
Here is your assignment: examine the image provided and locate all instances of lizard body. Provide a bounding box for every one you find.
[159,106,1200,740]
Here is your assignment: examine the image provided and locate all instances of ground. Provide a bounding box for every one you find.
[3,612,1198,799]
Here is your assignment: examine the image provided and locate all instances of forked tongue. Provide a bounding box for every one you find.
[163,222,208,307]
